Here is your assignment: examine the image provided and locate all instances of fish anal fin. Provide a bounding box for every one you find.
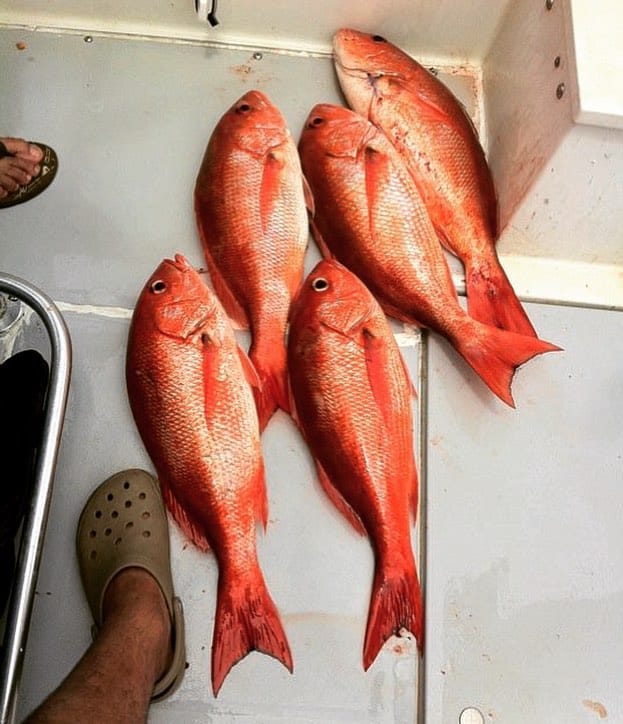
[236,344,262,393]
[316,461,366,536]
[160,478,210,552]
[464,257,537,337]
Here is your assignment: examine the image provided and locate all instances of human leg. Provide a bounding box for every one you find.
[23,470,186,723]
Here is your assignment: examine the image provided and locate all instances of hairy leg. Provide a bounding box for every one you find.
[24,568,172,724]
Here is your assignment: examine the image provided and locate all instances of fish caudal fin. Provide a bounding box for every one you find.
[363,556,424,670]
[464,256,537,337]
[211,568,292,696]
[455,321,561,407]
[250,337,290,431]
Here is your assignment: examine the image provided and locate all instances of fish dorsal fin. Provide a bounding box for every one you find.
[160,475,211,552]
[315,461,366,536]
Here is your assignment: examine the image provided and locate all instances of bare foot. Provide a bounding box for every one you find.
[0,137,44,198]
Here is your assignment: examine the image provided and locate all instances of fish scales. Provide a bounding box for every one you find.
[298,103,560,407]
[126,254,291,696]
[333,28,539,337]
[288,259,423,668]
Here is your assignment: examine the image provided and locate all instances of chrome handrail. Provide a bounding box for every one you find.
[0,274,71,724]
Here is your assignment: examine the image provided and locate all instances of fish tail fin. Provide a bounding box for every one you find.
[464,256,537,337]
[363,556,424,670]
[211,566,293,696]
[455,321,562,407]
[250,334,290,431]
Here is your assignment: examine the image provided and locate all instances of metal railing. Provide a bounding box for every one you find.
[0,274,71,724]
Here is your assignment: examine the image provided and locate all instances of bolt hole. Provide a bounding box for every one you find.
[95,510,102,519]
[554,55,561,68]
[89,550,97,560]
[125,500,132,508]
[111,511,118,519]
[142,511,150,520]
[139,492,146,500]
[89,530,96,538]
[123,481,130,489]
[125,521,134,530]
[114,537,122,545]
[556,82,565,99]
[546,0,554,9]
[104,528,112,536]
[142,530,151,538]
[459,707,484,724]
[107,493,114,501]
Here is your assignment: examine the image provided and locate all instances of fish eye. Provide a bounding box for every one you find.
[372,34,387,43]
[312,277,329,292]
[309,116,325,128]
[150,280,167,294]
[236,102,252,114]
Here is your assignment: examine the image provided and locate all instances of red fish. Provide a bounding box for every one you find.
[194,90,310,430]
[298,104,559,407]
[126,254,292,695]
[288,258,423,667]
[333,28,537,337]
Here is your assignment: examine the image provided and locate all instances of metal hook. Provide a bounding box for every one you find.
[195,0,219,26]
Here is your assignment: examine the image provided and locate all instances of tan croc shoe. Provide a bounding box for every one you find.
[76,469,186,702]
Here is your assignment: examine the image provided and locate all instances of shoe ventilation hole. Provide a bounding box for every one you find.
[142,512,150,520]
[105,528,112,536]
[123,481,130,489]
[89,530,96,538]
[125,500,132,508]
[142,530,151,538]
[95,511,102,519]
[107,493,114,501]
[89,550,97,560]
[125,521,134,530]
[139,492,146,500]
[111,511,118,518]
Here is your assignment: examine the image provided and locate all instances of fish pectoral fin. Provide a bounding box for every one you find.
[194,197,250,331]
[319,298,376,339]
[155,299,212,340]
[315,462,366,536]
[302,172,315,217]
[362,328,394,427]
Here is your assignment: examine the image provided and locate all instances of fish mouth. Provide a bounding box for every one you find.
[164,253,192,273]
